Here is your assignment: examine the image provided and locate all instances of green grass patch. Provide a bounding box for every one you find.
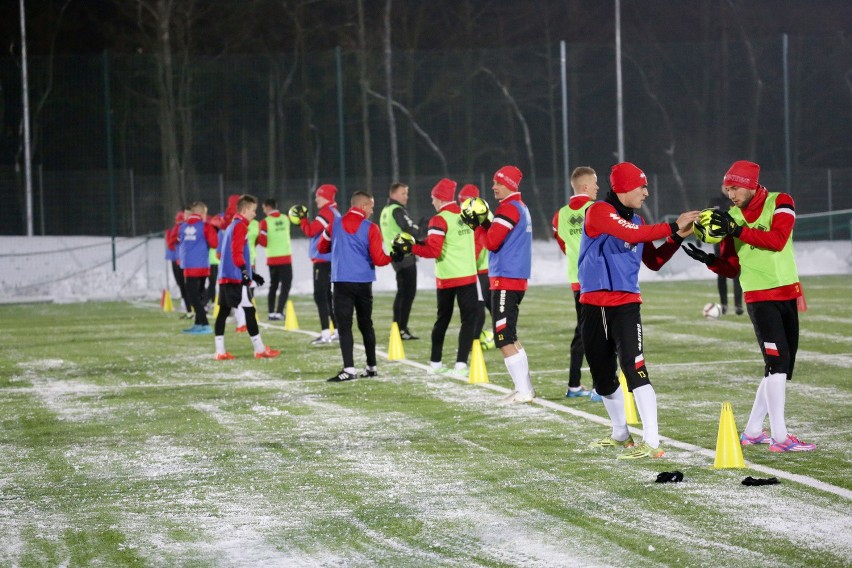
[0,276,849,566]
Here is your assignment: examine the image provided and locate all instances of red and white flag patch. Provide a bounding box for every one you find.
[634,354,645,369]
[764,342,780,357]
[495,317,507,333]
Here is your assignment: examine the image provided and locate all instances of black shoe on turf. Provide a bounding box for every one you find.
[735,305,744,315]
[359,367,378,378]
[721,304,729,315]
[400,328,419,340]
[327,370,357,383]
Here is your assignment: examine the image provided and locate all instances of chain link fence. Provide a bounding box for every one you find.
[1,35,850,239]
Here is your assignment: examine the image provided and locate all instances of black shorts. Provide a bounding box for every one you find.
[491,289,524,348]
[218,283,254,310]
[747,299,799,380]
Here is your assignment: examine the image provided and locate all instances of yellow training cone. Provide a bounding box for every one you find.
[329,320,335,334]
[162,289,174,312]
[284,300,300,331]
[714,401,745,469]
[388,322,406,361]
[212,294,219,318]
[468,339,489,384]
[619,372,640,425]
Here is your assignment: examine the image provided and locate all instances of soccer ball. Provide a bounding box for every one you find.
[479,329,495,350]
[461,197,490,225]
[692,208,724,244]
[703,302,722,319]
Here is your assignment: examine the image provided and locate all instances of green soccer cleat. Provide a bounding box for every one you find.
[589,435,635,449]
[617,441,665,459]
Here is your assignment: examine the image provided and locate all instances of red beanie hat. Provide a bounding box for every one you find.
[609,162,648,193]
[723,160,760,190]
[458,184,480,203]
[431,178,457,202]
[316,184,338,201]
[493,165,523,191]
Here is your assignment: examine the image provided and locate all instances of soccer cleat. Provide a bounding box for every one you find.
[330,330,339,342]
[740,431,771,446]
[735,305,744,315]
[359,367,378,378]
[254,346,281,359]
[183,311,195,320]
[214,352,236,360]
[189,324,213,335]
[268,313,284,321]
[589,389,603,402]
[327,370,357,382]
[618,441,665,459]
[565,387,591,398]
[310,336,334,346]
[235,325,247,333]
[499,390,536,404]
[769,434,816,452]
[182,325,200,334]
[441,365,469,377]
[589,435,635,448]
[399,328,419,340]
[721,304,729,315]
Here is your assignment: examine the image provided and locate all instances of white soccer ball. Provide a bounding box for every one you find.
[703,302,722,319]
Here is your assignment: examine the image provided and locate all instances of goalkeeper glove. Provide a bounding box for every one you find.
[239,266,251,286]
[288,204,308,225]
[252,273,265,286]
[681,243,716,266]
[710,209,742,237]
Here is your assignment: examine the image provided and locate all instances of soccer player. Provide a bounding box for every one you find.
[580,162,698,459]
[212,194,280,361]
[682,160,816,452]
[411,179,478,375]
[552,166,600,400]
[379,182,425,340]
[317,191,393,382]
[177,201,218,334]
[461,165,535,403]
[457,184,494,350]
[292,184,341,345]
[257,198,293,321]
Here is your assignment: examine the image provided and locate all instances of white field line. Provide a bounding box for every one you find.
[257,321,852,502]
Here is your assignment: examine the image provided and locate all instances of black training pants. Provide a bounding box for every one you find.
[332,281,377,369]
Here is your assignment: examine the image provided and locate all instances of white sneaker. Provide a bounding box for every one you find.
[310,336,333,346]
[330,330,339,342]
[499,390,536,404]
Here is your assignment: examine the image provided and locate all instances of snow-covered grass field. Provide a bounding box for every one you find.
[1,277,850,566]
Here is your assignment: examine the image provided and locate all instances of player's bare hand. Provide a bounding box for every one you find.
[675,211,701,232]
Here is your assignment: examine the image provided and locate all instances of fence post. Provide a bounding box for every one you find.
[827,168,833,240]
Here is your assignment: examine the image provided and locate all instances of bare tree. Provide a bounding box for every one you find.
[383,0,399,181]
[479,66,549,230]
[356,0,373,190]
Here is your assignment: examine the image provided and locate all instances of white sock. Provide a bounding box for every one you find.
[215,335,226,355]
[517,348,534,393]
[633,384,660,448]
[764,373,788,442]
[743,377,769,437]
[601,388,629,441]
[250,334,265,353]
[504,352,532,394]
[321,329,331,340]
[454,361,468,370]
[344,366,356,375]
[430,361,443,370]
